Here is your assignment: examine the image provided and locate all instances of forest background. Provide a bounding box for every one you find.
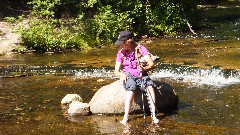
[0,0,208,52]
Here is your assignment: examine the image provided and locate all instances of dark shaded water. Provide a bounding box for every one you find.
[1,1,240,134]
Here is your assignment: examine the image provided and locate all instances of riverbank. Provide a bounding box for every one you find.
[0,21,20,55]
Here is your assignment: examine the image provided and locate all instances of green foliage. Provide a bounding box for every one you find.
[16,0,197,52]
[28,0,61,19]
[4,15,25,24]
[14,45,28,53]
[92,0,189,38]
[4,17,17,23]
[93,5,132,45]
[147,0,187,35]
[18,18,71,52]
[18,0,88,52]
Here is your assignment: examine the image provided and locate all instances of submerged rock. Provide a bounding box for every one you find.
[89,80,178,114]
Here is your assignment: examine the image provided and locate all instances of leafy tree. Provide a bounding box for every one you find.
[16,0,197,52]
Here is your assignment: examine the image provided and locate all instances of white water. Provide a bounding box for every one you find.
[74,66,240,88]
[151,67,240,87]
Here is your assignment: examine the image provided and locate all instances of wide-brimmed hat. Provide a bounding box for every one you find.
[114,30,133,46]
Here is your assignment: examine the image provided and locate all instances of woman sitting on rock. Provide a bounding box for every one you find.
[114,30,159,124]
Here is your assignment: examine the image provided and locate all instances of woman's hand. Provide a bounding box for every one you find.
[114,62,127,83]
[137,64,145,72]
[120,72,127,83]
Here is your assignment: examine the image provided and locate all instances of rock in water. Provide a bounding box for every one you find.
[61,94,83,105]
[89,80,178,114]
[68,101,90,116]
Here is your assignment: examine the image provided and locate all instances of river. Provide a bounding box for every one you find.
[0,1,240,134]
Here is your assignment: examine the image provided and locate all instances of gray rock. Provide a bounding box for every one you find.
[89,80,178,114]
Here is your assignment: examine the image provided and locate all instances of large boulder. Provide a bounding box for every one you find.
[89,80,178,114]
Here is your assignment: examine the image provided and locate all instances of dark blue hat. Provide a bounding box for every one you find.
[114,30,133,45]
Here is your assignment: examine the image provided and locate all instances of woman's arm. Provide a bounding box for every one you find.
[114,62,127,83]
[142,54,155,71]
[137,45,155,72]
[114,62,122,77]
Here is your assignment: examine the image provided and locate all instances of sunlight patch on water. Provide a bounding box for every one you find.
[151,66,240,87]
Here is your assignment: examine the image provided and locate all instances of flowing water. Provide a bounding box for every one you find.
[1,1,240,134]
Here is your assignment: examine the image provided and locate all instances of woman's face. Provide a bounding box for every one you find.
[121,39,134,50]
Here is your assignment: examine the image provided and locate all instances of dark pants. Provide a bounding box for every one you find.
[123,73,156,91]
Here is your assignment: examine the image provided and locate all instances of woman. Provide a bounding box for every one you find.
[114,30,159,124]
